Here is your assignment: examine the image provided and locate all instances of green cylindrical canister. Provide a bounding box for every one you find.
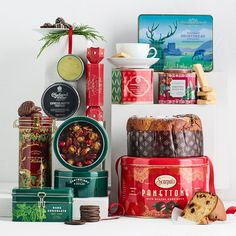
[54,170,108,198]
[53,116,109,172]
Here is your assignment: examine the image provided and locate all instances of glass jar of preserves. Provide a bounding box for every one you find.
[14,114,55,188]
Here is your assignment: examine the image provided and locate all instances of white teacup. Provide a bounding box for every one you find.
[116,43,157,58]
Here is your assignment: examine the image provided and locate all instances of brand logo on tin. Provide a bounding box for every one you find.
[69,178,90,186]
[155,175,176,189]
[51,86,68,100]
[126,75,150,97]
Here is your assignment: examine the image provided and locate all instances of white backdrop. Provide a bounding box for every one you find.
[0,0,236,200]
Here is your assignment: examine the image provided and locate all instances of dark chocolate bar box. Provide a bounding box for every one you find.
[12,187,73,222]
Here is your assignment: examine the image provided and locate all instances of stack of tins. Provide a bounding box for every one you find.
[53,116,109,220]
[13,115,74,222]
[117,114,215,218]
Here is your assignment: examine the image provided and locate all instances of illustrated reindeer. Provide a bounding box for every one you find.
[146,22,178,71]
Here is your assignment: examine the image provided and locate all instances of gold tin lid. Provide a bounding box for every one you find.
[163,69,193,74]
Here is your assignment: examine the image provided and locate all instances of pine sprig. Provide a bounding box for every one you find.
[37,25,104,57]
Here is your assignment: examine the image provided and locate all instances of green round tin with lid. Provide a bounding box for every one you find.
[54,170,108,198]
[57,55,84,82]
[53,116,108,172]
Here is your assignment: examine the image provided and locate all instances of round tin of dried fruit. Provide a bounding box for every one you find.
[53,116,108,171]
[54,170,108,197]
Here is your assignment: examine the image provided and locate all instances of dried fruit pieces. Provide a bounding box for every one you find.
[58,122,102,167]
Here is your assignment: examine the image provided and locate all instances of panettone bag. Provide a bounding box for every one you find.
[113,156,215,218]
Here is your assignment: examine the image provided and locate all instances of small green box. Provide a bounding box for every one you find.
[12,188,73,222]
[54,170,108,198]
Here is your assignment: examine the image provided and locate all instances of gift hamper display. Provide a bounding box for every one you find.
[4,12,231,228]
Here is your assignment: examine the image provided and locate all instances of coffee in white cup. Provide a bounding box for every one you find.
[116,43,157,58]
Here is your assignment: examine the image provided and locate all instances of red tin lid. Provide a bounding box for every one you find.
[121,156,209,167]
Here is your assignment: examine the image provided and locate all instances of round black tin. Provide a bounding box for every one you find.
[41,82,80,120]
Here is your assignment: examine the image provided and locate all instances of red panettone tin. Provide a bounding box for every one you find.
[117,156,215,218]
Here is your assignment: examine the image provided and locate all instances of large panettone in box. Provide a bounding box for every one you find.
[127,114,203,157]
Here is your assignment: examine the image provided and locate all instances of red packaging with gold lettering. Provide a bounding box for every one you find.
[117,156,215,218]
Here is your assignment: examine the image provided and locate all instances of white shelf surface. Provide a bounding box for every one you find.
[1,183,236,235]
[1,204,236,236]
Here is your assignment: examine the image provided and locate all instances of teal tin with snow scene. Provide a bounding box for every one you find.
[12,187,73,222]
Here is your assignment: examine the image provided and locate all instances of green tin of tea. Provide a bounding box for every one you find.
[12,187,73,222]
[54,170,108,198]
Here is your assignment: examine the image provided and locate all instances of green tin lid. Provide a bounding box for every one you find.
[12,187,73,196]
[57,55,84,82]
[54,169,108,178]
[53,116,109,172]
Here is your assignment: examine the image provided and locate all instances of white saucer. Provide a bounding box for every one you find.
[107,57,159,69]
[33,28,69,35]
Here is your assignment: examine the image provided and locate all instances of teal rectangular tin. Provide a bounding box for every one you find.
[138,14,213,72]
[12,187,73,222]
[54,170,108,198]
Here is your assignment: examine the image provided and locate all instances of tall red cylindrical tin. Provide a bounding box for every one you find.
[118,156,214,218]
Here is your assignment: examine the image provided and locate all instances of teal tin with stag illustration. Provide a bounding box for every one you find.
[138,14,213,72]
[12,187,73,222]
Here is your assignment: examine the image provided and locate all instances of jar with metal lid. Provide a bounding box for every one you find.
[14,114,56,188]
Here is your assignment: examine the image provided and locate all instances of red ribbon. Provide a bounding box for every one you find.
[108,156,125,216]
[226,206,236,214]
[68,27,73,54]
[208,157,216,193]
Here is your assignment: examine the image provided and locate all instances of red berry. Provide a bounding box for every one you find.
[85,160,92,165]
[75,161,83,167]
[82,130,89,136]
[59,141,66,147]
[86,139,93,146]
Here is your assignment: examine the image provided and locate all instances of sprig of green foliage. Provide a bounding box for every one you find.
[38,25,104,57]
